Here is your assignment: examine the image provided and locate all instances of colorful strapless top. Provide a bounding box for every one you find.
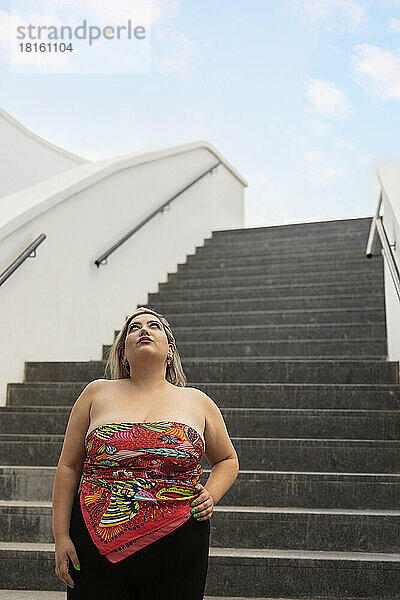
[78,420,205,563]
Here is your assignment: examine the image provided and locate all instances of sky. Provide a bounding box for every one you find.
[0,0,400,228]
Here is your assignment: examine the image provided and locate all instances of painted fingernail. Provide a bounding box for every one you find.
[191,508,195,513]
[76,565,80,570]
[193,513,197,518]
[190,502,194,507]
[68,584,74,588]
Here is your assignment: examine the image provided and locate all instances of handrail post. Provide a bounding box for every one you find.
[366,186,400,301]
[366,190,382,258]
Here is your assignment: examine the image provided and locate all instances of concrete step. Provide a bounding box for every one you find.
[149,282,385,301]
[177,256,383,275]
[199,235,371,255]
[0,500,400,552]
[101,337,388,359]
[2,435,400,472]
[165,265,384,285]
[1,502,400,553]
[1,466,399,509]
[149,295,386,313]
[0,544,266,597]
[168,260,383,282]
[23,359,399,384]
[0,594,265,600]
[2,543,400,598]
[208,217,372,240]
[0,593,66,600]
[111,322,387,344]
[195,241,375,261]
[185,245,381,265]
[3,406,400,439]
[6,382,400,410]
[195,237,374,259]
[138,307,386,326]
[202,228,370,247]
[0,589,266,600]
[0,503,268,548]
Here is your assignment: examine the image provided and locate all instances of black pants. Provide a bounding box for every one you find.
[67,492,210,600]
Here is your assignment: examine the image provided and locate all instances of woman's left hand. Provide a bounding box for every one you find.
[190,483,214,521]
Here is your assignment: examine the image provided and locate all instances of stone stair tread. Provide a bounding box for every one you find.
[3,407,400,415]
[1,500,399,517]
[106,337,387,343]
[210,547,400,562]
[3,542,400,562]
[0,542,265,558]
[0,593,66,600]
[0,594,267,600]
[130,356,386,361]
[9,381,400,388]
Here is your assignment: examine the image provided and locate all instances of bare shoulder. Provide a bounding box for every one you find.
[185,387,219,412]
[75,378,109,405]
[56,379,110,472]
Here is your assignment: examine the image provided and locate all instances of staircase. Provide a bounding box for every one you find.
[1,216,400,600]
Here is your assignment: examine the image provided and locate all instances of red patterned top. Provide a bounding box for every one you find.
[78,421,205,563]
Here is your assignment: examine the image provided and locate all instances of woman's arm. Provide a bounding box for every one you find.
[52,379,101,541]
[198,390,240,505]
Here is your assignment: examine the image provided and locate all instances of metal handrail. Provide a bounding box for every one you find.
[366,189,400,301]
[94,161,222,267]
[0,233,47,287]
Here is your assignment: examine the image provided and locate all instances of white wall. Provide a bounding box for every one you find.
[0,107,86,199]
[0,142,247,405]
[376,160,400,362]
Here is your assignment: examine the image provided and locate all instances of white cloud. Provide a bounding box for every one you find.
[352,43,400,99]
[308,162,343,184]
[307,118,333,136]
[287,122,370,187]
[153,27,201,77]
[306,78,351,119]
[303,0,366,30]
[389,17,400,32]
[302,147,341,183]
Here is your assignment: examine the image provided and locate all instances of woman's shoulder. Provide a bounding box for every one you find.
[184,386,212,399]
[183,386,216,409]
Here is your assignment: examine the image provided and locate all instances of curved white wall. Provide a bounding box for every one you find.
[0,107,86,199]
[0,142,247,404]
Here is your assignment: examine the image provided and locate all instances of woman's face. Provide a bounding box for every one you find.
[123,313,170,364]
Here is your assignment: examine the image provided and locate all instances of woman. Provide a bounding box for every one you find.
[52,306,240,599]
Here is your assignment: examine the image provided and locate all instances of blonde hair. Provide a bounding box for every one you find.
[104,306,187,387]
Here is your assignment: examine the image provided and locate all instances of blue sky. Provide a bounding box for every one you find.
[1,0,400,227]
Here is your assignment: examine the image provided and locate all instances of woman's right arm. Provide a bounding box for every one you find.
[52,379,103,588]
